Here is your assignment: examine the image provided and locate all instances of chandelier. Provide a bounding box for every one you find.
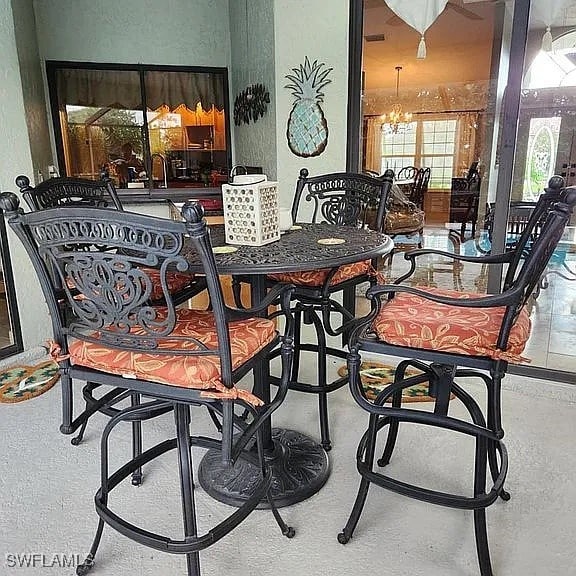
[381,66,413,134]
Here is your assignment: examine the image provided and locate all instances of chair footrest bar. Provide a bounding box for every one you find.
[95,437,272,555]
[268,374,348,394]
[357,460,503,510]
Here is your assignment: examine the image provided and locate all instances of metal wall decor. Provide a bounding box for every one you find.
[285,57,333,158]
[233,83,270,126]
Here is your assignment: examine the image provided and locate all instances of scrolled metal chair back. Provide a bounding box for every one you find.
[0,194,235,386]
[291,168,394,233]
[16,175,123,211]
[497,186,576,349]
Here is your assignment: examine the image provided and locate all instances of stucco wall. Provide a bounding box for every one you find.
[33,0,231,68]
[229,0,277,180]
[0,0,51,351]
[274,0,350,213]
[11,0,53,182]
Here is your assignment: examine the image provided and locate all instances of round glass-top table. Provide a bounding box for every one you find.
[182,222,394,508]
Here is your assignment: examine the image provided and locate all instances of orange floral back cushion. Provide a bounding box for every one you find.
[372,287,531,363]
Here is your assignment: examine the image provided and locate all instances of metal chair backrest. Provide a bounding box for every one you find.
[16,175,123,212]
[0,194,236,387]
[491,176,564,290]
[409,167,430,209]
[397,166,417,181]
[291,169,394,233]
[498,186,576,347]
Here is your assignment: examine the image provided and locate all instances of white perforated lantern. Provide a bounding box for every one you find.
[221,175,280,246]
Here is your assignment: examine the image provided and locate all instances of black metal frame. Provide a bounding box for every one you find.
[45,60,233,192]
[0,206,23,360]
[15,173,207,449]
[261,169,394,451]
[338,186,576,576]
[0,194,297,576]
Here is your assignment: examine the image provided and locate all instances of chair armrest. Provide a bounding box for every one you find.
[367,283,525,309]
[403,247,513,265]
[395,249,514,284]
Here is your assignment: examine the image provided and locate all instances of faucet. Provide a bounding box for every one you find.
[151,153,168,189]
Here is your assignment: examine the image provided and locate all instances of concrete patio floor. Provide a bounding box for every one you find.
[1,352,575,576]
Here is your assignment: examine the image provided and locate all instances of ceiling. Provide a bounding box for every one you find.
[363,0,576,93]
[363,1,496,92]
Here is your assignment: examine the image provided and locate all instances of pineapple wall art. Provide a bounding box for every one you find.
[285,57,333,158]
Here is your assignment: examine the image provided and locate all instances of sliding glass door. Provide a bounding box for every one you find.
[350,0,576,383]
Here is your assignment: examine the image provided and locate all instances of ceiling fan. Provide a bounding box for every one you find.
[384,1,484,26]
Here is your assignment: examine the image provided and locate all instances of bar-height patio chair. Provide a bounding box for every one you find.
[244,168,394,451]
[338,186,576,576]
[16,174,206,453]
[0,194,296,576]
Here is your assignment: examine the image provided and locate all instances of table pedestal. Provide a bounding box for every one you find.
[197,428,330,508]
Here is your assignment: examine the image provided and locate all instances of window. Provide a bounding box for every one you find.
[381,117,458,188]
[47,62,231,191]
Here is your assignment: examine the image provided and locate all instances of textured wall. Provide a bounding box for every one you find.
[274,0,350,212]
[229,0,277,182]
[33,0,231,67]
[0,0,51,350]
[11,0,53,182]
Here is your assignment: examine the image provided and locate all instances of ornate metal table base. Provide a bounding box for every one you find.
[198,428,330,509]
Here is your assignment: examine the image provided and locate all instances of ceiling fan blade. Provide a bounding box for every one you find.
[447,2,484,20]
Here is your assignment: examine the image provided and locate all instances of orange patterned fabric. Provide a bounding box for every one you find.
[142,268,194,301]
[64,308,276,405]
[66,269,194,302]
[372,287,531,363]
[268,260,372,288]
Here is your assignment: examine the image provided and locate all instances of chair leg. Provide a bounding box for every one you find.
[131,394,143,486]
[473,435,494,576]
[377,389,402,467]
[257,428,296,538]
[71,416,89,446]
[486,371,510,501]
[306,306,331,451]
[338,413,379,544]
[377,359,415,467]
[175,403,201,576]
[59,368,74,435]
[291,306,303,384]
[76,519,105,576]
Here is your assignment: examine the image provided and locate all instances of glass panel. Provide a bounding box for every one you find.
[145,70,229,189]
[49,65,230,191]
[361,0,503,289]
[521,117,561,201]
[512,25,576,372]
[54,69,144,185]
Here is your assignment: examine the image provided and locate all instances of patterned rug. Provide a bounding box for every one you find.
[0,360,60,403]
[338,361,453,403]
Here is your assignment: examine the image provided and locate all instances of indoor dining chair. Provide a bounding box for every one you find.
[0,194,296,576]
[241,168,394,451]
[338,185,576,576]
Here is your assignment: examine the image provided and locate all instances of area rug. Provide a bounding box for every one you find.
[337,361,454,403]
[0,360,60,403]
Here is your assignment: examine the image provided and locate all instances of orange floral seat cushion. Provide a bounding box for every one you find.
[65,268,194,302]
[372,287,531,363]
[268,260,372,288]
[64,308,276,405]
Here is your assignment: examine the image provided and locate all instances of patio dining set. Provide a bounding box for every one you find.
[1,169,575,576]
